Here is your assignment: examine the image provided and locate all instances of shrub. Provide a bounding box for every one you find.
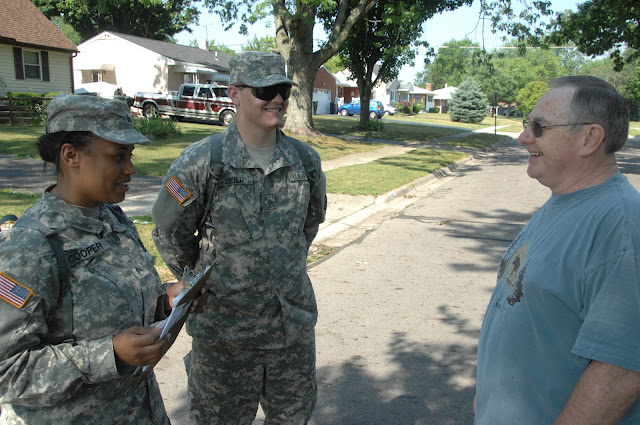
[132,116,181,139]
[428,107,440,113]
[8,92,52,125]
[448,77,488,124]
[397,101,411,114]
[412,102,425,113]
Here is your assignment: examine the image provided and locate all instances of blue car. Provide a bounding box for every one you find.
[339,99,385,119]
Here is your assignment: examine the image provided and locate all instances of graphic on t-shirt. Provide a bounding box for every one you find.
[498,242,529,305]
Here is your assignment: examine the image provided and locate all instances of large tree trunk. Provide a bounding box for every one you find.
[272,0,377,135]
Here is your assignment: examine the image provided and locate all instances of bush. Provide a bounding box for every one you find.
[8,92,53,125]
[397,101,411,114]
[132,116,181,139]
[412,102,425,113]
[428,107,440,113]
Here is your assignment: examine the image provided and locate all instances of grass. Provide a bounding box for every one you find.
[326,148,468,196]
[313,115,465,143]
[0,189,40,218]
[630,122,640,137]
[387,112,523,130]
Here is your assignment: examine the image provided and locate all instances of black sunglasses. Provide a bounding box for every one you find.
[236,84,292,101]
[523,119,592,138]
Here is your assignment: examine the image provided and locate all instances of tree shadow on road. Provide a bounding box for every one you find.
[312,330,477,425]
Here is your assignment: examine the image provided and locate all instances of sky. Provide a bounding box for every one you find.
[174,0,581,83]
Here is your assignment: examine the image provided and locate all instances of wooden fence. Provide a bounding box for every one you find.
[0,96,53,125]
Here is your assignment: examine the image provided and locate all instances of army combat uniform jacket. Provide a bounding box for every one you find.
[0,190,170,425]
[152,123,327,348]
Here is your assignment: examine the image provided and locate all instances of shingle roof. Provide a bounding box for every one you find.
[110,32,231,71]
[0,0,77,52]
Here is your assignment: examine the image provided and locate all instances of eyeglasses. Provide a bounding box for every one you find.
[235,84,292,101]
[522,119,592,138]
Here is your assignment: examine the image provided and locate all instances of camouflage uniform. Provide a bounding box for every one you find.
[0,94,169,424]
[152,52,326,424]
[0,191,170,425]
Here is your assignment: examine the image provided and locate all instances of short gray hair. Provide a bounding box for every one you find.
[551,76,629,153]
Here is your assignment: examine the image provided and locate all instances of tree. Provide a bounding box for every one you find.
[470,67,518,115]
[551,0,640,71]
[323,55,347,74]
[51,16,83,45]
[202,0,379,135]
[448,77,488,123]
[516,81,549,117]
[424,39,479,89]
[324,0,470,128]
[32,0,200,41]
[243,35,278,51]
[492,48,563,91]
[189,39,236,55]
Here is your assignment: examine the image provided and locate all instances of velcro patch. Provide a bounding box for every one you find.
[0,271,33,309]
[166,176,191,204]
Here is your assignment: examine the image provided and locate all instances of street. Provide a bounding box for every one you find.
[155,138,640,424]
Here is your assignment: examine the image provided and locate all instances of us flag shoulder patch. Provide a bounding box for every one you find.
[166,176,191,204]
[0,271,33,309]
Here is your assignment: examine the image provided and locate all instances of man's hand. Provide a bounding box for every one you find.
[112,326,169,367]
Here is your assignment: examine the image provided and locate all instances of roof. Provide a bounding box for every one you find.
[0,0,77,52]
[105,32,232,71]
[433,86,457,100]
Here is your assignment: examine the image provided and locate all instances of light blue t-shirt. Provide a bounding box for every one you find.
[475,173,640,424]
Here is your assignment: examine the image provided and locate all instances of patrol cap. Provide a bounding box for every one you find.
[45,94,151,145]
[229,51,298,88]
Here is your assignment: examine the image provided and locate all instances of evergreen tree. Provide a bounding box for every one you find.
[449,77,488,124]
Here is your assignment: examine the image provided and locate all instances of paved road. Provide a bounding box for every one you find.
[154,138,640,424]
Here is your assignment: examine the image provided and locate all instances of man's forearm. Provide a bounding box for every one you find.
[554,360,640,425]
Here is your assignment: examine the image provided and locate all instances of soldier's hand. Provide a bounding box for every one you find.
[113,326,169,367]
[190,287,209,314]
[165,281,184,312]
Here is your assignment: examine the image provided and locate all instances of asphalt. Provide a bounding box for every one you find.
[3,128,639,424]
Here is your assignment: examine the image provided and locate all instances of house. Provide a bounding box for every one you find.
[0,0,77,97]
[312,65,388,114]
[433,84,457,114]
[387,79,436,110]
[73,32,232,98]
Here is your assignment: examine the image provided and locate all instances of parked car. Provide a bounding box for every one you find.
[383,104,397,115]
[133,83,236,126]
[339,99,385,119]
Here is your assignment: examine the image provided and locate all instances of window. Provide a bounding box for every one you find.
[182,86,196,97]
[22,50,41,79]
[13,48,49,81]
[197,88,213,98]
[213,87,229,98]
[92,71,102,82]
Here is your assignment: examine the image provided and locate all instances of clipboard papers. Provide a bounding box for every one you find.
[134,264,213,387]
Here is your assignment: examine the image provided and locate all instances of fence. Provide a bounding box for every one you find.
[0,96,53,125]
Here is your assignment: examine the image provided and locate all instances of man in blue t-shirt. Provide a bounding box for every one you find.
[475,76,640,424]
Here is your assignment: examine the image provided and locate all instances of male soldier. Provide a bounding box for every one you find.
[152,51,327,424]
[474,76,640,424]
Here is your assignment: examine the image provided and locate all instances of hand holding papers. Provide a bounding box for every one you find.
[135,264,213,386]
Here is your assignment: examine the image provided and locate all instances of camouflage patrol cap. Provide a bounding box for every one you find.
[229,51,297,88]
[45,94,151,145]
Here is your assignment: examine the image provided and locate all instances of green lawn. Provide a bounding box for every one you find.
[326,148,468,196]
[386,112,523,130]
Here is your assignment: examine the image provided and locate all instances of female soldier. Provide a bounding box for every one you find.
[0,95,198,424]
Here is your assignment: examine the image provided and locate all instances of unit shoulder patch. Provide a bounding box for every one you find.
[166,176,192,204]
[0,271,34,309]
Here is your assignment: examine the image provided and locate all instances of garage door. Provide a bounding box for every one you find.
[313,88,331,114]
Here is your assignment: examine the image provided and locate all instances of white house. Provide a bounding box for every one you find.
[433,84,458,114]
[387,79,436,110]
[0,0,77,97]
[73,32,232,98]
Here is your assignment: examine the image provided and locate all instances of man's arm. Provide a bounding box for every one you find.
[553,360,640,425]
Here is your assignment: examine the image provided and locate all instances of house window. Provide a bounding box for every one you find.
[92,71,102,82]
[22,50,41,79]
